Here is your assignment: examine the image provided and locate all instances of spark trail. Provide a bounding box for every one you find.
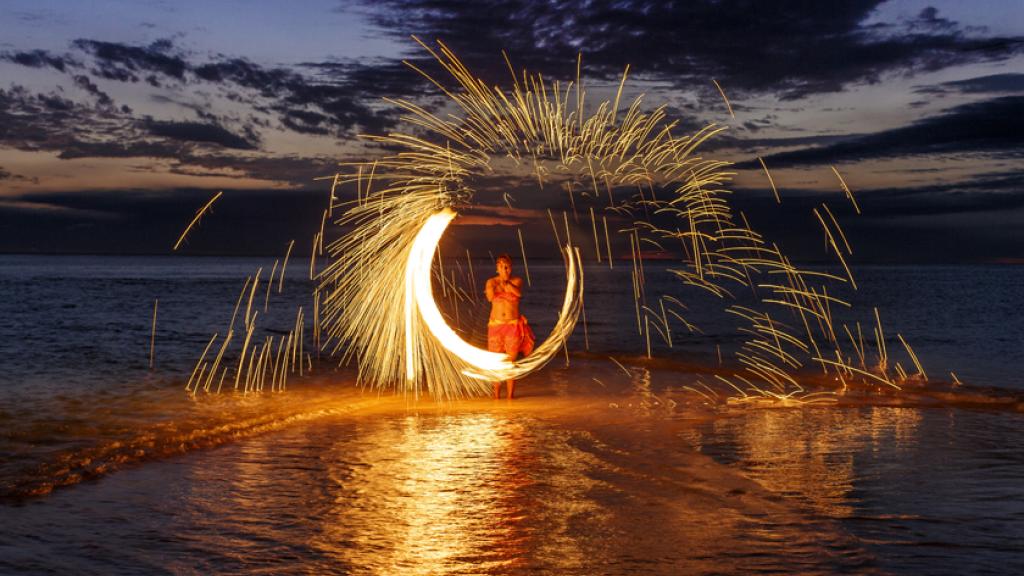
[183,39,933,403]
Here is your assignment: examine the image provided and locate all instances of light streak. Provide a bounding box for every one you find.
[830,165,861,214]
[404,210,512,379]
[408,209,583,385]
[278,240,294,293]
[711,79,735,118]
[180,40,940,405]
[898,333,928,381]
[602,216,614,268]
[173,191,222,250]
[758,157,780,203]
[149,299,158,369]
[516,227,532,286]
[265,259,278,312]
[185,333,218,394]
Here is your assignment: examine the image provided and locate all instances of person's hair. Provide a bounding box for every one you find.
[496,253,513,266]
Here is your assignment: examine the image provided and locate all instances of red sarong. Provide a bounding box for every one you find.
[487,316,535,358]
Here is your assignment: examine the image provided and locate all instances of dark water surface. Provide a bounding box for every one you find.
[1,255,1022,574]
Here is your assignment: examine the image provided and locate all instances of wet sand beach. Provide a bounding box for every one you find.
[3,359,1023,575]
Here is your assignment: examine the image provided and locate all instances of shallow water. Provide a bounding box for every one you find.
[0,390,872,575]
[685,406,1024,574]
[1,255,1022,574]
[4,384,1022,575]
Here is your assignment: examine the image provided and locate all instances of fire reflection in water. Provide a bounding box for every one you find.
[686,406,922,518]
[314,413,543,574]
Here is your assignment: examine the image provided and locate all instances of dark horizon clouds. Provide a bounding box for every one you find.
[741,95,1024,168]
[0,0,1022,261]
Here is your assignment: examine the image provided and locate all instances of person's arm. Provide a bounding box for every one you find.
[505,277,523,298]
[485,278,495,302]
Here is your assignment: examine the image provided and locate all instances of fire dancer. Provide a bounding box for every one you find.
[485,253,535,398]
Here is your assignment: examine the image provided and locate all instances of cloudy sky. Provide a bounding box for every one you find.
[1,0,1021,261]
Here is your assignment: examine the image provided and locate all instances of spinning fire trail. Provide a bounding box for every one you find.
[188,38,933,402]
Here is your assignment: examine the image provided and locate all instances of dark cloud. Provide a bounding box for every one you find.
[55,140,186,160]
[705,132,860,154]
[72,74,114,107]
[280,109,331,135]
[169,153,338,187]
[144,119,257,150]
[2,49,77,71]
[914,73,1024,95]
[0,166,35,183]
[860,172,1024,217]
[36,93,76,112]
[908,6,959,33]
[359,1,1024,99]
[194,57,397,134]
[0,37,402,142]
[298,58,433,99]
[72,39,187,83]
[0,84,126,152]
[724,171,1024,263]
[738,171,1024,218]
[0,81,332,186]
[0,84,250,169]
[738,96,1024,167]
[37,37,403,137]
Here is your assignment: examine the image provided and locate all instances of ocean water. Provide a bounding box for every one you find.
[1,254,1022,574]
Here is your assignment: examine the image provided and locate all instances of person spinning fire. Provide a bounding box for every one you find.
[485,253,535,399]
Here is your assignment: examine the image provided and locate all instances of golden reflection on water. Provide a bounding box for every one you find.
[314,413,542,574]
[694,407,922,518]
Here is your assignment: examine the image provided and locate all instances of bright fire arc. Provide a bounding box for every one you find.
[405,208,581,383]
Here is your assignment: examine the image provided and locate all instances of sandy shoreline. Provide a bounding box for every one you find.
[3,358,1024,573]
[1,370,876,574]
[3,355,1022,501]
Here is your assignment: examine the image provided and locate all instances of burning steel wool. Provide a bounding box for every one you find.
[183,38,932,403]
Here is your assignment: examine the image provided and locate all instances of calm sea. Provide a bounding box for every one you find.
[0,255,1021,574]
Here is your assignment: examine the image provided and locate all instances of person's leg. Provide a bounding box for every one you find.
[505,348,518,399]
[488,328,504,398]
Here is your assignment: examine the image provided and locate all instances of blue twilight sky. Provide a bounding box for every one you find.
[0,0,1022,261]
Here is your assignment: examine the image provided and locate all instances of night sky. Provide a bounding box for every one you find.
[1,0,1021,262]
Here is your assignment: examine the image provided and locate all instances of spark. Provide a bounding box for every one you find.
[279,240,294,293]
[184,40,942,405]
[516,227,532,286]
[830,165,861,214]
[602,216,614,269]
[185,332,218,394]
[711,79,735,119]
[173,191,222,250]
[758,157,780,203]
[265,259,279,312]
[898,333,928,381]
[149,299,158,370]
